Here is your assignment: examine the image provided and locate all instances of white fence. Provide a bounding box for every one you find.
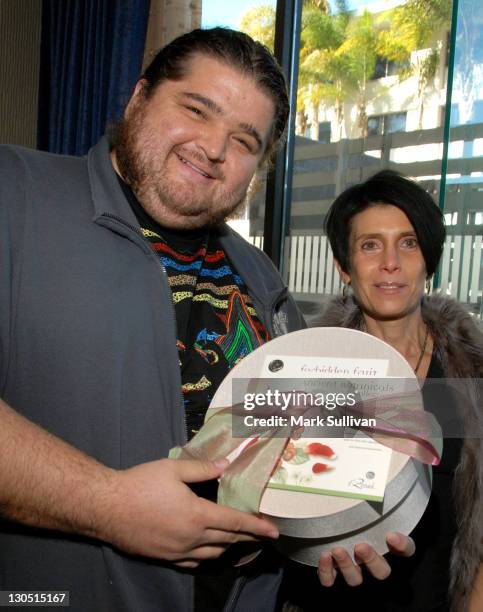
[284,235,342,295]
[248,234,483,306]
[439,234,483,303]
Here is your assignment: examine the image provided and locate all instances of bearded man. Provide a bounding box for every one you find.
[0,28,414,612]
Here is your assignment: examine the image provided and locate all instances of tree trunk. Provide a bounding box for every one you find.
[357,98,368,138]
[417,75,426,130]
[298,111,308,136]
[335,100,343,140]
[311,103,319,140]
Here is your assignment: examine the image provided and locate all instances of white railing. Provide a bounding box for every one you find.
[284,235,342,296]
[248,233,482,307]
[247,235,264,251]
[439,234,483,303]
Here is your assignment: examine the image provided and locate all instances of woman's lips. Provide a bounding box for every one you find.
[374,282,407,294]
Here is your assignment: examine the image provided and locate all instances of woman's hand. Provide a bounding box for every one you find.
[469,563,483,611]
[318,532,416,587]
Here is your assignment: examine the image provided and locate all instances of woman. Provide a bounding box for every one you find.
[281,170,482,611]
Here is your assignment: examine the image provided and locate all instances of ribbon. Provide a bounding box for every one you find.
[169,387,442,514]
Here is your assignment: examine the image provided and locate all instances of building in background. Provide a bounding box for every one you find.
[0,0,481,318]
[238,0,483,320]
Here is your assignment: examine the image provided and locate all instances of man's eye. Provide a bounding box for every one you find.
[361,241,378,251]
[235,137,253,152]
[187,106,203,116]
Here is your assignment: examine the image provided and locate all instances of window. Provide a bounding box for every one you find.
[371,57,407,80]
[367,112,407,136]
[367,115,383,136]
[318,121,331,143]
[472,100,483,123]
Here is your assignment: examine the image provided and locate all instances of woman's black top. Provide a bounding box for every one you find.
[279,352,463,612]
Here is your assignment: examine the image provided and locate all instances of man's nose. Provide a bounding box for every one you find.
[198,127,227,162]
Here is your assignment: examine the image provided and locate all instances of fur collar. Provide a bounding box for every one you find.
[315,295,483,611]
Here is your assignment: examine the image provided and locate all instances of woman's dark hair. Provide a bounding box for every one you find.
[141,27,289,162]
[324,170,446,277]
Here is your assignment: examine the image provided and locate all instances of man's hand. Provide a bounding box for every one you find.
[317,533,416,587]
[96,458,279,568]
[0,399,277,569]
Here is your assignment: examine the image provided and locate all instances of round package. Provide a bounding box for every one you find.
[208,327,437,565]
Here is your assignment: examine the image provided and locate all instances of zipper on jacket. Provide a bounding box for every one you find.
[100,212,146,238]
[268,286,289,339]
[98,212,187,444]
[157,259,188,443]
[222,573,247,612]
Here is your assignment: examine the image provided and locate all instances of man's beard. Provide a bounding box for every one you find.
[110,104,248,229]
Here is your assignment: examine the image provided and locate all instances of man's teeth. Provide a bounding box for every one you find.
[378,283,401,288]
[178,156,210,178]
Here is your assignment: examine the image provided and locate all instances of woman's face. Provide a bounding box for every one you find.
[340,204,427,321]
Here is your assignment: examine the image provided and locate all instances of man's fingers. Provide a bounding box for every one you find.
[331,547,363,587]
[318,552,337,587]
[354,543,391,580]
[386,532,415,557]
[173,458,229,484]
[188,544,229,560]
[203,528,261,545]
[200,498,279,540]
[174,560,200,569]
[172,544,229,567]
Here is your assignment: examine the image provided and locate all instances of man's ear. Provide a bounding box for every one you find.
[124,79,148,118]
[335,259,350,285]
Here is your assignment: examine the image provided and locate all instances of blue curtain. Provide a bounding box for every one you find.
[37,0,151,156]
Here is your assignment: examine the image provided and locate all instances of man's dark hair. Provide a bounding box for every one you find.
[141,27,289,161]
[325,170,446,278]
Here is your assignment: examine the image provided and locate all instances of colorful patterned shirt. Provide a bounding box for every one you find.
[119,179,270,439]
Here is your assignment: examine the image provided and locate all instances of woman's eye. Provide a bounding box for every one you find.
[402,238,418,248]
[361,241,378,251]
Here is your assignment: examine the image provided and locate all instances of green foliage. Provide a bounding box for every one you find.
[392,0,452,50]
[421,48,441,83]
[377,30,411,65]
[337,10,378,86]
[301,9,344,51]
[387,0,451,127]
[302,0,331,11]
[239,0,452,136]
[239,6,276,50]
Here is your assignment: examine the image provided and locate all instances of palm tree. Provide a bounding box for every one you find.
[239,0,450,138]
[380,0,452,129]
[297,3,352,139]
[239,6,275,50]
[335,10,381,136]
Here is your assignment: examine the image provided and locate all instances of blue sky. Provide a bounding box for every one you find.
[201,1,388,29]
[202,1,275,29]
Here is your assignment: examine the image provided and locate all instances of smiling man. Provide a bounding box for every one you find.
[111,53,274,230]
[0,28,412,612]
